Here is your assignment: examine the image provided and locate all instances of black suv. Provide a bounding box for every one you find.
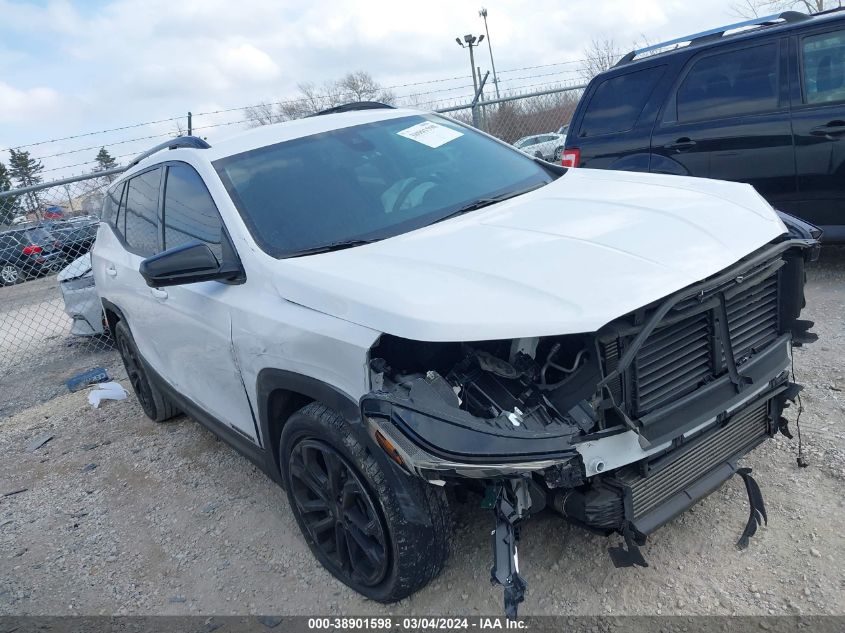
[0,226,64,286]
[49,218,100,260]
[563,9,845,242]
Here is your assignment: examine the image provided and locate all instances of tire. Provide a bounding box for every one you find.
[553,146,564,161]
[1,263,22,286]
[114,320,179,422]
[280,402,450,603]
[533,150,543,159]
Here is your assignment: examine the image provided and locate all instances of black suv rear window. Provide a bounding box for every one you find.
[579,66,664,137]
[676,43,778,122]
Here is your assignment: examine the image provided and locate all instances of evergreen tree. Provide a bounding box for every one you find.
[94,147,119,183]
[95,147,117,171]
[0,161,17,226]
[8,149,44,214]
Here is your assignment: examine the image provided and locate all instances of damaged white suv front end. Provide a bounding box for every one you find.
[96,106,820,619]
[280,168,820,616]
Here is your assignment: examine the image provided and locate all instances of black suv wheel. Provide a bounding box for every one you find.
[114,320,179,423]
[280,402,450,602]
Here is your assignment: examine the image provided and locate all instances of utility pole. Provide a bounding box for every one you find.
[187,112,192,136]
[456,33,485,97]
[479,7,500,99]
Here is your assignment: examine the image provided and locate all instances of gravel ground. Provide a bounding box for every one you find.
[1,249,843,617]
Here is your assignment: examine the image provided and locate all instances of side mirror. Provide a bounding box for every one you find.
[139,241,244,288]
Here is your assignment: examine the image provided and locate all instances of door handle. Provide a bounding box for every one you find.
[663,138,697,151]
[810,121,845,137]
[105,265,117,277]
[150,288,168,300]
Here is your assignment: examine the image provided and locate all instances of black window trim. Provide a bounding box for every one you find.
[659,39,786,127]
[795,24,845,109]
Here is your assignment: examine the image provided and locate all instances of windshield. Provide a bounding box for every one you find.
[214,114,554,258]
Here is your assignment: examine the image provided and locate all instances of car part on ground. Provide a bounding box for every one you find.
[91,106,819,618]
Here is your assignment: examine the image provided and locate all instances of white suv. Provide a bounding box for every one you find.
[93,103,820,617]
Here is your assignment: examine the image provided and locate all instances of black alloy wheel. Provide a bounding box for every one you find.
[115,324,156,415]
[288,438,389,587]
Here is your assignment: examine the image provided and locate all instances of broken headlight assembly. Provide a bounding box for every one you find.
[362,334,608,618]
[362,333,605,479]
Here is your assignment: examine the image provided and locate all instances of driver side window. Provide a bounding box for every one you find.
[162,163,225,261]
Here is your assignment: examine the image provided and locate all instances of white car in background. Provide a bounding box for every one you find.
[513,132,566,161]
[58,253,105,336]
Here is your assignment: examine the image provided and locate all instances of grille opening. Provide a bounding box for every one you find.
[624,272,780,416]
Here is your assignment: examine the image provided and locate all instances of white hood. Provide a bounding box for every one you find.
[271,169,786,341]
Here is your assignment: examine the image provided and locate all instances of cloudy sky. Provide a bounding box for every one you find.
[0,0,740,178]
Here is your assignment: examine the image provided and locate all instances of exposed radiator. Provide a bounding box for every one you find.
[616,402,770,520]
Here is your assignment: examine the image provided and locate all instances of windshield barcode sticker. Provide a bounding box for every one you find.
[397,121,463,148]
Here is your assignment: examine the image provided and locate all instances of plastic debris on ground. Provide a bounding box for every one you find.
[87,382,128,408]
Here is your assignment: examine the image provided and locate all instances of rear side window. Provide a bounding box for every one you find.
[579,66,665,137]
[162,163,224,260]
[676,43,778,122]
[124,168,161,256]
[102,185,120,225]
[801,30,845,104]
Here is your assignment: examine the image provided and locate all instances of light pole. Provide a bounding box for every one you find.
[455,33,485,97]
[478,7,500,99]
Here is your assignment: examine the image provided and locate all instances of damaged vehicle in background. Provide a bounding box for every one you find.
[92,103,820,618]
[58,253,106,337]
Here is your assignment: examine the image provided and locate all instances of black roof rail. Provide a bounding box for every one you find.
[311,101,396,117]
[128,136,211,167]
[616,11,810,66]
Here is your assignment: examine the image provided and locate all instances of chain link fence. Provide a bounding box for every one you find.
[0,86,583,415]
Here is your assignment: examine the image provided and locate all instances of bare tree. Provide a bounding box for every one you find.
[244,71,395,127]
[172,118,187,137]
[337,71,396,103]
[243,102,284,126]
[732,0,836,18]
[580,38,622,82]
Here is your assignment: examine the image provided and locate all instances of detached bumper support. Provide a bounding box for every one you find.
[489,482,528,619]
[735,467,767,549]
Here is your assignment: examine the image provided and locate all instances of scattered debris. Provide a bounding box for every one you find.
[2,488,28,497]
[168,595,187,604]
[81,463,98,473]
[25,433,53,453]
[87,382,128,408]
[66,367,110,392]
